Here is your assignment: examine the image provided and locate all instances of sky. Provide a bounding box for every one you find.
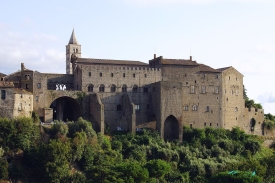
[0,0,275,114]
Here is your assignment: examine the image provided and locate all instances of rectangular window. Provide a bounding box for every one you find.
[36,96,39,101]
[18,103,22,111]
[201,86,206,94]
[214,86,219,94]
[1,90,6,100]
[206,106,210,112]
[37,83,41,89]
[89,72,91,77]
[191,86,195,94]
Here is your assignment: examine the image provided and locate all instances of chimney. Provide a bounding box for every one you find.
[190,56,192,61]
[21,63,25,71]
[154,54,156,59]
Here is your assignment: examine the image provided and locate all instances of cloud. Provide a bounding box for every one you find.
[0,25,65,74]
[258,92,275,103]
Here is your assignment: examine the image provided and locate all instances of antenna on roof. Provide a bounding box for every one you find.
[154,45,156,59]
[190,46,192,61]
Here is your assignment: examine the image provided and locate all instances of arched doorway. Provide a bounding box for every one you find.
[164,115,179,141]
[50,96,81,122]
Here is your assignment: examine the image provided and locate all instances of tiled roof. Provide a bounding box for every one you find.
[76,58,148,66]
[14,88,32,95]
[199,64,221,73]
[161,59,199,66]
[216,67,231,72]
[0,73,6,77]
[0,81,14,87]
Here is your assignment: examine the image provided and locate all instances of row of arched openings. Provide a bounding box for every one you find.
[87,84,149,93]
[183,105,198,111]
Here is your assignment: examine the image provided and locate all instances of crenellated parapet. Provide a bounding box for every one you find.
[239,107,265,136]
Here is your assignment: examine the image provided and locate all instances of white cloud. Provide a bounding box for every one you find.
[0,25,65,74]
[258,92,275,103]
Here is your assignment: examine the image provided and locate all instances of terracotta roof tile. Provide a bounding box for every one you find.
[199,64,221,73]
[14,88,32,95]
[0,81,14,87]
[216,67,231,72]
[77,58,148,66]
[161,59,199,66]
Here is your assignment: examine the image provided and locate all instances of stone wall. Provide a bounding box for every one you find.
[161,65,223,129]
[32,72,74,119]
[221,67,245,129]
[121,93,136,133]
[13,89,33,118]
[78,64,161,93]
[0,87,14,118]
[240,108,264,135]
[152,81,183,140]
[90,93,104,133]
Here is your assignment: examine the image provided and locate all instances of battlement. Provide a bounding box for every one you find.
[82,65,161,72]
[246,107,264,115]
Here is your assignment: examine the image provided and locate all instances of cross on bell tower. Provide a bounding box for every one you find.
[66,29,81,74]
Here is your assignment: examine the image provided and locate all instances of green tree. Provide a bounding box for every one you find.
[45,139,71,182]
[51,120,68,138]
[71,132,87,161]
[115,161,149,183]
[0,158,8,180]
[145,159,171,179]
[68,117,96,139]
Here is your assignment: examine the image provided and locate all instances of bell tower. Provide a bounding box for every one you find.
[66,29,81,74]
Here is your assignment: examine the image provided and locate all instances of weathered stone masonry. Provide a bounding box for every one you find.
[0,30,265,140]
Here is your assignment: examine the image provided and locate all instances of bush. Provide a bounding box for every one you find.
[210,171,263,183]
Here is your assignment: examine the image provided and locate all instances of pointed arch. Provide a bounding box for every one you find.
[164,115,179,141]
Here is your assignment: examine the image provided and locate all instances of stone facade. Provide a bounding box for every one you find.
[0,82,33,118]
[0,30,265,140]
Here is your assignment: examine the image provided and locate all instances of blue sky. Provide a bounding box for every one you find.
[0,0,275,114]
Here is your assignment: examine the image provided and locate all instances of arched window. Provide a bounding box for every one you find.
[132,85,138,93]
[122,84,127,93]
[192,105,198,111]
[184,105,188,111]
[88,84,94,92]
[111,84,116,92]
[99,84,105,92]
